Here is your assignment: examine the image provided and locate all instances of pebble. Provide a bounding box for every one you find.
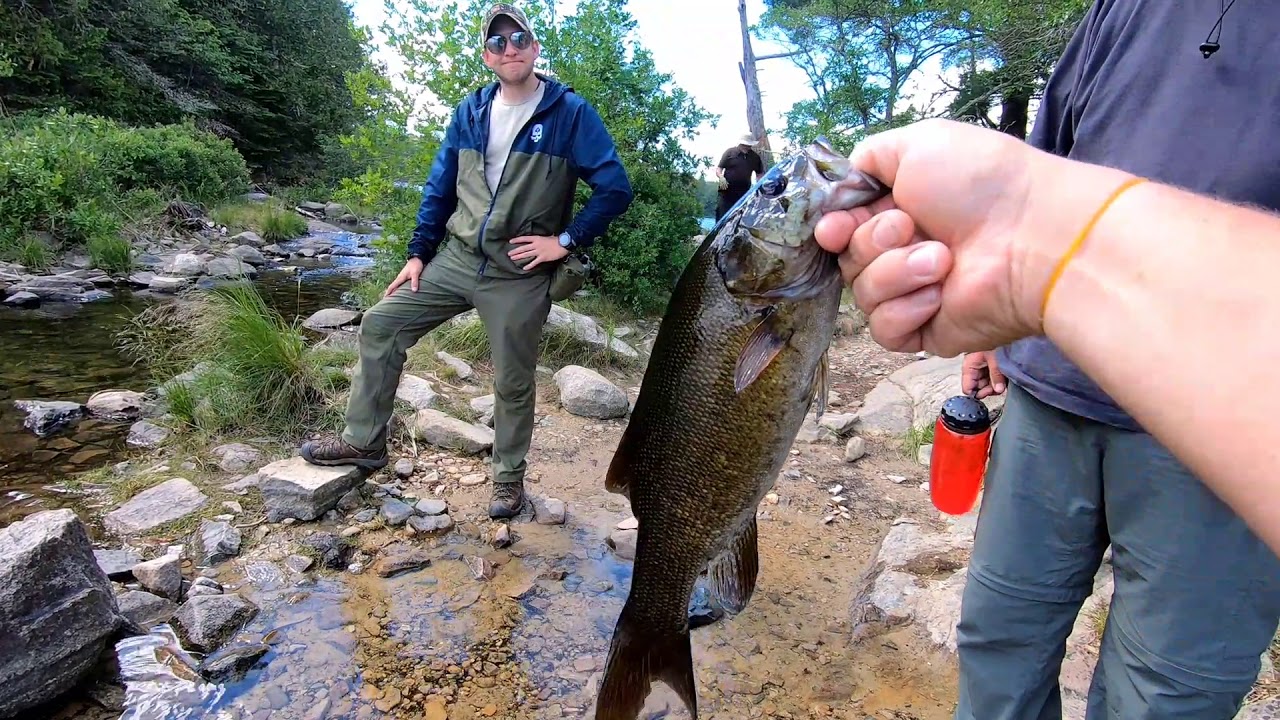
[285,554,314,573]
[887,475,907,484]
[459,473,487,487]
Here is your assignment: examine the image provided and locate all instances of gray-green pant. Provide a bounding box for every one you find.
[341,243,551,485]
[955,382,1280,719]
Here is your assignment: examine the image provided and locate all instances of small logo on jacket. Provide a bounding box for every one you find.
[531,124,544,143]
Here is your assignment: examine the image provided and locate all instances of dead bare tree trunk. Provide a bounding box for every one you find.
[738,0,773,169]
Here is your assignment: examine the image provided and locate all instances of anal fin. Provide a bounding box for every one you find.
[810,349,830,419]
[734,311,790,393]
[707,517,760,615]
[604,437,635,499]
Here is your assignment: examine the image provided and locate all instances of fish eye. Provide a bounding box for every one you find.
[760,176,787,198]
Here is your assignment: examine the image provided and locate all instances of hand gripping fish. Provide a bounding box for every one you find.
[593,137,891,720]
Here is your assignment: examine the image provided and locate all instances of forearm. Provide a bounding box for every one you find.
[1026,154,1280,551]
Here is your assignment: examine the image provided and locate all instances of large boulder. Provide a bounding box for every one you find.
[103,478,209,536]
[0,509,121,717]
[854,355,1004,436]
[553,365,629,419]
[257,456,364,522]
[86,390,145,421]
[850,516,975,652]
[12,400,86,437]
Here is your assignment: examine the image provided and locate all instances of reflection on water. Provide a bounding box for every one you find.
[116,626,228,719]
[0,240,374,526]
[106,515,643,718]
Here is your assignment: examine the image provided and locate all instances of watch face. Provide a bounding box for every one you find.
[559,234,571,248]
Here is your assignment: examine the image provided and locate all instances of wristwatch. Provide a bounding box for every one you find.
[558,231,575,251]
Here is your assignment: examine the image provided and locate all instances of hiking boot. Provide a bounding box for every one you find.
[488,481,525,519]
[300,436,388,470]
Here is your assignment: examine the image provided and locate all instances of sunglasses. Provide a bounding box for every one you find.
[485,30,533,54]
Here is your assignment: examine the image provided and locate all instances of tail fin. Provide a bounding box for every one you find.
[594,605,697,720]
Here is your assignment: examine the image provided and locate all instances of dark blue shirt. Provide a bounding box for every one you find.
[997,0,1280,431]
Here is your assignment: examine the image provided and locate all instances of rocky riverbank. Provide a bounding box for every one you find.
[3,303,1276,719]
[0,196,375,310]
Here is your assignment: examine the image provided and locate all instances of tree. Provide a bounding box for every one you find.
[361,0,716,314]
[940,0,1088,139]
[0,0,370,181]
[738,0,776,170]
[757,0,961,152]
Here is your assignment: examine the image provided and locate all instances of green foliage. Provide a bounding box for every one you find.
[117,283,348,439]
[759,0,952,151]
[758,0,1088,145]
[0,110,248,264]
[0,234,54,271]
[0,0,369,181]
[939,0,1089,137]
[695,179,720,218]
[350,0,714,315]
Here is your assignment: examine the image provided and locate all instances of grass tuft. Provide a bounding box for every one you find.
[211,201,308,243]
[87,233,133,274]
[901,423,935,458]
[117,283,348,442]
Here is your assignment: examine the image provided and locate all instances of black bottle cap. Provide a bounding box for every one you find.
[939,394,991,435]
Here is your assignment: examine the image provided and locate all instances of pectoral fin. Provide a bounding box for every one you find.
[734,312,790,393]
[706,517,760,615]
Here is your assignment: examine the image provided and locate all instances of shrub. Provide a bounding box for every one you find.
[0,110,250,261]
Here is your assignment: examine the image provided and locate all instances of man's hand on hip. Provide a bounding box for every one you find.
[961,350,1006,398]
[508,235,568,271]
[384,257,425,297]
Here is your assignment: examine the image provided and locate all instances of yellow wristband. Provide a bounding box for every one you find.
[1040,176,1147,321]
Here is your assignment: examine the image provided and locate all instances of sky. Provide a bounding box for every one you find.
[348,0,958,179]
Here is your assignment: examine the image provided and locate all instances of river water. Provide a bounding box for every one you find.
[0,229,375,527]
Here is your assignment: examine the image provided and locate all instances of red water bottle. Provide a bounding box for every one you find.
[929,392,992,515]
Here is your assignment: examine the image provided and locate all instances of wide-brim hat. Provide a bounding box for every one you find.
[738,132,759,146]
[482,3,534,41]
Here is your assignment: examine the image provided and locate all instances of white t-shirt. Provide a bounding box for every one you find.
[485,81,545,194]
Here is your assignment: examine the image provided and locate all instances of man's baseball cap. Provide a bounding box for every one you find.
[482,3,534,40]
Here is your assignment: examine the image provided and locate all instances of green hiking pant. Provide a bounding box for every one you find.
[954,382,1280,719]
[341,243,552,485]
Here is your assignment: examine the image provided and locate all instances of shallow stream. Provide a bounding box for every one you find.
[0,229,374,526]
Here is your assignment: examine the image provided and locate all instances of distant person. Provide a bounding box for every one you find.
[714,132,764,220]
[299,2,634,520]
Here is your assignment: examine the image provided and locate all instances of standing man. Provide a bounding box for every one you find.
[300,2,633,520]
[954,1,1280,718]
[713,132,764,220]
